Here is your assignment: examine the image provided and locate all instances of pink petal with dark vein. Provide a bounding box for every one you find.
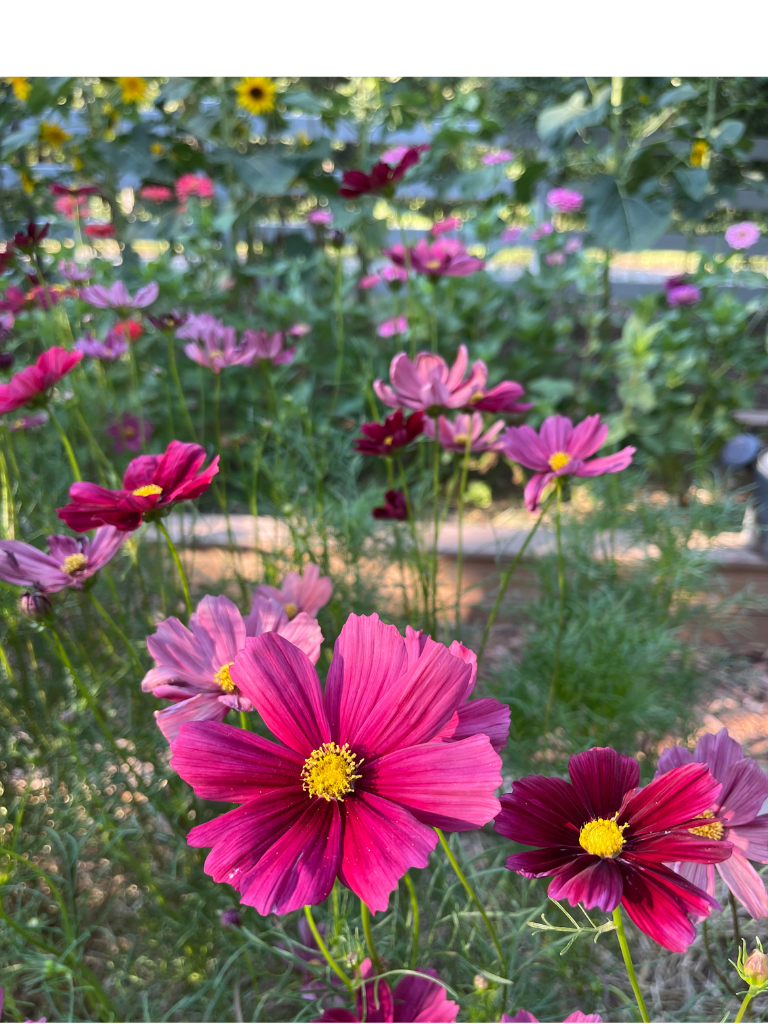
[620,861,717,951]
[155,692,228,742]
[716,758,768,826]
[729,816,768,862]
[621,762,721,834]
[547,855,623,912]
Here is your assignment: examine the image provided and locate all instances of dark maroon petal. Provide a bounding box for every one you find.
[547,856,623,912]
[622,762,721,835]
[619,861,717,952]
[312,1011,359,1023]
[505,848,576,878]
[717,758,768,827]
[623,831,732,865]
[568,747,640,820]
[494,776,587,848]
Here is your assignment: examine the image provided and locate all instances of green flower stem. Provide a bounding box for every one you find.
[0,437,17,538]
[330,253,345,416]
[386,456,410,619]
[303,905,352,991]
[544,478,565,731]
[361,899,383,975]
[435,828,505,969]
[612,906,650,1023]
[48,407,82,482]
[49,625,117,749]
[428,281,439,353]
[128,343,146,452]
[88,591,144,676]
[239,710,250,731]
[431,431,441,636]
[403,871,420,970]
[156,518,193,618]
[396,456,429,627]
[477,489,555,667]
[454,430,473,639]
[735,991,754,1023]
[167,332,198,441]
[396,210,416,359]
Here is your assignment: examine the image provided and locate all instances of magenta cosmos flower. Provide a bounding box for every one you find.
[656,728,768,919]
[471,380,531,414]
[57,440,219,533]
[80,281,159,311]
[176,173,215,201]
[181,317,260,373]
[373,490,409,520]
[243,329,296,365]
[354,410,425,456]
[75,330,128,361]
[143,594,323,741]
[106,411,153,453]
[425,412,504,453]
[384,239,484,278]
[496,747,732,951]
[377,316,408,338]
[483,150,514,166]
[666,283,701,307]
[0,347,83,415]
[170,613,503,914]
[431,217,462,236]
[374,346,487,414]
[546,189,584,214]
[314,958,458,1023]
[254,563,332,620]
[0,526,125,594]
[725,222,761,250]
[339,146,429,198]
[503,1012,601,1023]
[500,414,635,512]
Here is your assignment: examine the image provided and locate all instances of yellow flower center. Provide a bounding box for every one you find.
[132,484,163,497]
[301,742,362,802]
[548,451,571,472]
[426,260,442,270]
[209,349,225,359]
[214,662,236,693]
[383,436,394,446]
[579,816,628,858]
[689,809,724,840]
[454,433,469,445]
[61,553,88,575]
[284,602,298,620]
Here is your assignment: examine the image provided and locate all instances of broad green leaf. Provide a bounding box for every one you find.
[1,123,40,159]
[231,153,298,195]
[657,83,701,107]
[710,119,745,150]
[674,168,709,202]
[586,174,670,251]
[536,87,610,145]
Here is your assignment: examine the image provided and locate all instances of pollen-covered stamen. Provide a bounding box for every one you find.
[209,349,225,359]
[689,809,725,840]
[132,484,163,497]
[579,816,628,858]
[61,553,87,575]
[383,436,394,446]
[548,451,571,472]
[454,433,469,446]
[302,742,362,802]
[283,602,298,620]
[214,662,236,693]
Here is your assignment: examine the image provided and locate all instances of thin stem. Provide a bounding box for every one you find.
[612,906,650,1024]
[431,431,441,636]
[735,992,754,1024]
[48,407,82,481]
[329,253,345,416]
[386,456,410,620]
[428,281,439,353]
[543,479,566,732]
[156,518,193,618]
[239,710,250,731]
[396,456,429,626]
[128,343,146,452]
[88,591,144,676]
[303,905,352,991]
[702,919,738,997]
[167,332,198,441]
[477,490,555,667]
[360,899,383,975]
[49,626,117,748]
[454,431,473,639]
[730,891,743,956]
[396,210,415,359]
[403,871,420,970]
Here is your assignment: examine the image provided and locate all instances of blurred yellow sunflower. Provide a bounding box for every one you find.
[39,123,72,147]
[116,77,147,104]
[235,77,275,115]
[7,77,30,102]
[690,139,710,168]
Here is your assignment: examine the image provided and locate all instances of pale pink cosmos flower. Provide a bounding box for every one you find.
[359,273,381,289]
[483,149,514,166]
[176,173,216,201]
[531,222,554,241]
[0,526,125,594]
[425,412,505,453]
[377,316,408,338]
[382,264,408,284]
[143,594,323,742]
[545,252,565,266]
[287,322,311,338]
[175,313,222,341]
[59,261,93,283]
[75,330,129,361]
[243,329,296,365]
[501,227,523,243]
[183,323,260,373]
[374,345,488,413]
[546,188,584,214]
[431,217,462,236]
[308,210,333,226]
[500,414,636,512]
[10,411,48,432]
[563,237,582,254]
[725,222,761,250]
[254,563,332,620]
[80,281,159,311]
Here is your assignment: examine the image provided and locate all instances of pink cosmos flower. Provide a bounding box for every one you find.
[546,189,584,214]
[313,958,459,1023]
[384,239,484,278]
[183,322,260,373]
[143,594,323,742]
[374,345,487,413]
[287,322,312,338]
[667,283,701,307]
[80,280,159,311]
[483,150,514,166]
[242,329,296,365]
[54,194,88,219]
[176,173,216,201]
[383,265,408,284]
[431,217,462,236]
[377,316,408,338]
[501,227,523,243]
[308,210,333,226]
[75,331,128,361]
[502,1012,601,1023]
[10,412,47,432]
[59,261,93,282]
[500,414,636,512]
[57,440,219,533]
[359,274,382,289]
[0,347,83,415]
[531,222,554,241]
[339,146,429,198]
[84,223,116,239]
[725,222,761,251]
[469,380,531,414]
[544,252,565,266]
[563,237,582,255]
[106,411,153,453]
[656,728,768,919]
[254,563,332,619]
[170,612,503,914]
[140,184,174,203]
[496,747,732,951]
[425,412,505,453]
[373,490,409,520]
[0,526,125,594]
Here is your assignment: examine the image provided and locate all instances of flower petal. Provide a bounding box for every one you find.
[568,747,640,821]
[576,448,635,478]
[392,967,459,1023]
[655,745,694,775]
[694,728,746,783]
[548,855,623,912]
[565,414,607,460]
[622,762,721,835]
[155,693,227,742]
[280,613,323,665]
[146,615,216,689]
[192,595,247,671]
[499,425,551,471]
[729,816,768,862]
[449,698,510,753]
[620,861,717,952]
[717,758,768,827]
[718,849,768,919]
[506,847,577,878]
[495,776,587,848]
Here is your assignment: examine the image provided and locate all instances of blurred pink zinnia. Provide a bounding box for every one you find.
[482,149,514,166]
[308,210,333,226]
[254,562,332,619]
[176,173,216,201]
[725,222,760,250]
[531,222,554,241]
[170,612,502,914]
[546,188,584,213]
[140,184,174,203]
[666,283,701,307]
[431,217,462,236]
[500,414,635,512]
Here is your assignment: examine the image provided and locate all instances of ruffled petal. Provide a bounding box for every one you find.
[568,747,640,820]
[547,856,623,912]
[280,613,323,665]
[655,745,695,775]
[154,692,228,742]
[245,595,289,637]
[146,615,216,688]
[0,540,69,591]
[694,728,746,782]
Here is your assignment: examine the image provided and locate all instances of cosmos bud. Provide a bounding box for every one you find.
[19,592,52,620]
[220,908,242,929]
[744,948,768,987]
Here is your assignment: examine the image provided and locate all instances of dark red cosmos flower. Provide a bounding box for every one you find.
[372,490,409,521]
[57,440,219,533]
[314,957,458,1023]
[50,182,100,197]
[0,286,26,313]
[495,747,733,951]
[354,410,424,456]
[84,223,116,239]
[148,311,188,332]
[339,146,429,199]
[0,347,83,415]
[12,222,50,253]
